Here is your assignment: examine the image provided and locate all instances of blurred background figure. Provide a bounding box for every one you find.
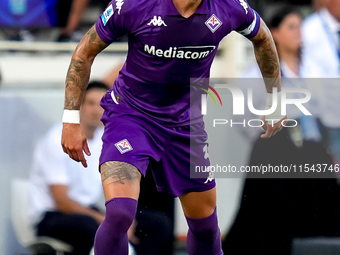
[301,0,340,165]
[29,81,108,255]
[56,0,114,42]
[302,0,340,78]
[56,0,90,42]
[270,5,302,77]
[222,4,340,255]
[312,0,323,11]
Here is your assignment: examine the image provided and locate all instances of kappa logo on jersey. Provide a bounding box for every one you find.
[115,0,124,15]
[205,14,222,33]
[203,144,209,159]
[239,0,249,14]
[202,144,214,184]
[204,170,215,184]
[147,16,167,27]
[115,139,133,154]
[101,4,114,26]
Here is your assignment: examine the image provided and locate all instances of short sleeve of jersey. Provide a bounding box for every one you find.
[229,0,260,39]
[95,0,134,44]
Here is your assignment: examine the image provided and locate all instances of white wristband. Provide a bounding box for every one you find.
[265,91,285,124]
[62,110,80,124]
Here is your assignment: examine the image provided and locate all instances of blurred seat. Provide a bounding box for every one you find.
[11,178,73,255]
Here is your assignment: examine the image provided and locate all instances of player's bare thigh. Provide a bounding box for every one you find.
[179,187,217,219]
[100,161,141,201]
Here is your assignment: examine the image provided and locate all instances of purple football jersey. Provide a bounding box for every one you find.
[96,0,260,126]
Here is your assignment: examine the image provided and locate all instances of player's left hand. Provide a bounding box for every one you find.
[260,115,287,139]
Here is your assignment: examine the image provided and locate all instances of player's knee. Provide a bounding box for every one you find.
[104,197,137,234]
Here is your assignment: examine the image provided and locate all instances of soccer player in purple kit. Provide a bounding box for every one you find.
[61,0,286,254]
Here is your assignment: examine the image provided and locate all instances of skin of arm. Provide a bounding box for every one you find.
[250,18,287,138]
[51,185,105,224]
[250,18,281,91]
[62,26,108,167]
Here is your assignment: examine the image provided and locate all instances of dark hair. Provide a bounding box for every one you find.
[267,5,300,29]
[266,4,302,63]
[86,81,109,93]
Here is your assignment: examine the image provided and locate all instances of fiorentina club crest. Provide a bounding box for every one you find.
[205,14,222,33]
[115,139,133,154]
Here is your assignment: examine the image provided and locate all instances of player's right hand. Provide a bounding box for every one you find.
[61,123,91,167]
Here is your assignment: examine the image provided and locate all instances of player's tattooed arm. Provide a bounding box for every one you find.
[64,25,108,110]
[250,18,281,93]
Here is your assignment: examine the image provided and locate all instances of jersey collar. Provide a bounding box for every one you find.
[166,0,209,16]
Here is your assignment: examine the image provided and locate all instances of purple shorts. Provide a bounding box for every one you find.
[99,90,215,197]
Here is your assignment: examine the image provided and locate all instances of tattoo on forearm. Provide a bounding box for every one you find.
[65,58,88,110]
[64,26,108,110]
[100,161,140,185]
[253,22,281,92]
